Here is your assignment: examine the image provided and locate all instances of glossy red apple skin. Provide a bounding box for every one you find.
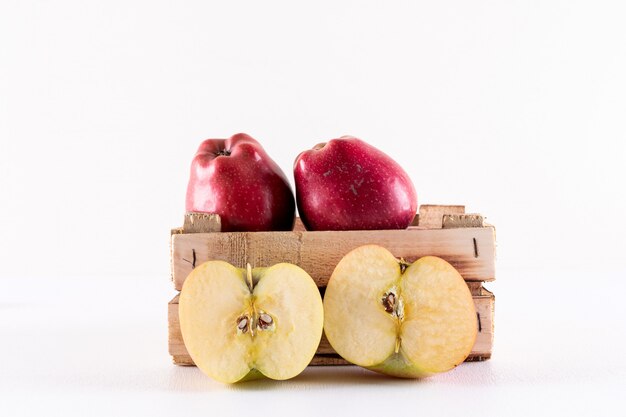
[294,136,417,231]
[186,133,295,232]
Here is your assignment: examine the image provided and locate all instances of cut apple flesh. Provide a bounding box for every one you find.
[323,245,477,378]
[179,261,324,383]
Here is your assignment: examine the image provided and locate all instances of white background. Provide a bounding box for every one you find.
[1,1,625,416]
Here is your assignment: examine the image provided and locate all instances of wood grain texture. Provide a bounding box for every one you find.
[418,205,465,228]
[168,289,495,366]
[183,212,221,233]
[293,218,306,232]
[171,226,496,290]
[442,214,484,228]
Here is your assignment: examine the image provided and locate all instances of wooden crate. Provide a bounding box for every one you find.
[168,204,496,366]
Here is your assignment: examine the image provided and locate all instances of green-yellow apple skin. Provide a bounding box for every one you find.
[323,245,477,379]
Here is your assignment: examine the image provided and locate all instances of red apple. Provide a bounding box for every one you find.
[294,136,417,231]
[186,133,295,231]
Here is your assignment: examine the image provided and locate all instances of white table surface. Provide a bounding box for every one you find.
[1,266,625,417]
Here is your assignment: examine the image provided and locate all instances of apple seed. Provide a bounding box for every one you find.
[382,290,404,319]
[382,292,396,313]
[258,312,274,330]
[237,315,249,333]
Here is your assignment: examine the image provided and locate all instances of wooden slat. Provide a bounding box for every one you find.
[168,289,494,366]
[472,289,494,360]
[171,226,496,290]
[467,281,485,296]
[442,214,484,229]
[293,218,306,232]
[183,212,222,233]
[418,205,465,228]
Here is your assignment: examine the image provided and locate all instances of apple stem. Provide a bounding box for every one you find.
[246,263,253,291]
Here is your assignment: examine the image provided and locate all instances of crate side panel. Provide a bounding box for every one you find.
[172,227,495,290]
[168,292,494,366]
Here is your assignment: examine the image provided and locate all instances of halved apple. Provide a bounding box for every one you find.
[179,261,324,383]
[323,245,477,378]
